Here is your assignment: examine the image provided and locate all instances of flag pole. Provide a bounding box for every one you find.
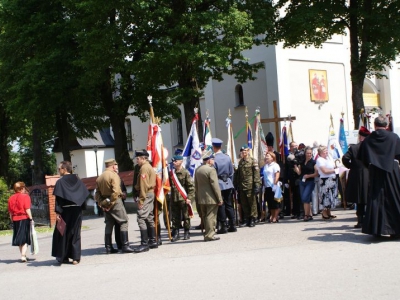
[228,109,239,226]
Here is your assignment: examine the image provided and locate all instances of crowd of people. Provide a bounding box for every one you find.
[7,115,400,264]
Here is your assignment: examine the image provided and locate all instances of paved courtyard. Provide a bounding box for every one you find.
[1,209,399,300]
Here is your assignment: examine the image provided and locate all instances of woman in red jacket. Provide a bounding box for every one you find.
[8,182,33,262]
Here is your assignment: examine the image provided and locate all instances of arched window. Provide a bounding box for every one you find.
[177,116,183,145]
[235,84,244,106]
[125,119,133,151]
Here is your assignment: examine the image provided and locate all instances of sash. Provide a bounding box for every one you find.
[169,169,194,218]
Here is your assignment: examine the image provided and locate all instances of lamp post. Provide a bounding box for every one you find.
[93,146,99,177]
[30,160,35,186]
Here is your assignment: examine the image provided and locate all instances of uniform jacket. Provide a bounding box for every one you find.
[213,151,234,190]
[135,160,156,205]
[194,164,223,205]
[234,156,261,191]
[169,167,195,202]
[95,169,122,205]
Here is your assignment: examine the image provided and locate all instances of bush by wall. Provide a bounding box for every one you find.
[0,178,11,230]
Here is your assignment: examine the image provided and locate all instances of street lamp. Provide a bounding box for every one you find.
[93,146,99,177]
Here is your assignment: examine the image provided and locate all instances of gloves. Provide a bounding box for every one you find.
[253,186,260,194]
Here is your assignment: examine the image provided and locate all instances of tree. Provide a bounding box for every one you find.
[0,0,104,182]
[273,0,400,128]
[131,0,276,135]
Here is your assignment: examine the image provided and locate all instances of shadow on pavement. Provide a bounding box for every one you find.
[308,233,400,244]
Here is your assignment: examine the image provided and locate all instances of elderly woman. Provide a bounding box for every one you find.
[316,146,338,220]
[261,151,281,223]
[294,147,318,221]
[7,182,33,262]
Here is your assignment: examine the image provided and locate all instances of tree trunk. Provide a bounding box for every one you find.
[350,78,365,129]
[0,103,9,181]
[32,119,44,185]
[55,110,72,162]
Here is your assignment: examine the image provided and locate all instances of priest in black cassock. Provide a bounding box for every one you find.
[358,115,400,237]
[52,161,89,264]
[342,126,370,228]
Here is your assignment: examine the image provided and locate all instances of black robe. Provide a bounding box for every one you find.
[52,174,89,262]
[358,129,400,236]
[342,143,369,205]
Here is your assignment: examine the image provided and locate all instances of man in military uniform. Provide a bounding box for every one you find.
[169,155,195,241]
[134,149,157,253]
[212,138,236,233]
[195,150,223,241]
[234,145,261,227]
[95,159,134,253]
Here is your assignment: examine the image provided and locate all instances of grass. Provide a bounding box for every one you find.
[0,225,90,237]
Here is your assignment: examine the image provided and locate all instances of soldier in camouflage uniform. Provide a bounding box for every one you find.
[234,145,261,227]
[169,155,195,241]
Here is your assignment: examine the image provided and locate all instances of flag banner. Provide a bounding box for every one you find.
[148,123,170,204]
[182,115,202,177]
[247,121,253,157]
[203,117,212,150]
[169,168,194,218]
[226,117,238,168]
[253,109,267,166]
[279,126,289,160]
[327,122,344,161]
[339,118,348,154]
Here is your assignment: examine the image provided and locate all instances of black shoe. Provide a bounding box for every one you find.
[183,229,190,240]
[239,220,247,227]
[249,218,255,227]
[228,226,237,232]
[120,231,135,253]
[291,215,298,219]
[105,234,118,254]
[171,229,180,242]
[194,225,202,230]
[217,222,228,234]
[133,230,149,253]
[157,236,162,246]
[354,223,362,228]
[254,219,260,224]
[148,227,158,249]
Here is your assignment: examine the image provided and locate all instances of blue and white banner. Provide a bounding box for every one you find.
[182,116,202,177]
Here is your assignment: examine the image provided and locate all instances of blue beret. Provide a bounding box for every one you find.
[240,144,249,152]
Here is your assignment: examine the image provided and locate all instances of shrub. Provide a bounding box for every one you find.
[0,178,11,230]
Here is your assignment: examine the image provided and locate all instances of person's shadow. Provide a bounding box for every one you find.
[308,232,400,244]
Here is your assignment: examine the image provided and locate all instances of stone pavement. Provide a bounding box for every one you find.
[0,209,399,300]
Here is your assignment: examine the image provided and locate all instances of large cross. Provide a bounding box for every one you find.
[260,100,296,149]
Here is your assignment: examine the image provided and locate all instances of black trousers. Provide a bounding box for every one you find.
[217,189,236,225]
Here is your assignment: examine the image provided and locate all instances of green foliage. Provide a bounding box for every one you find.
[0,178,11,230]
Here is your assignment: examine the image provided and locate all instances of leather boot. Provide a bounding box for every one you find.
[134,230,149,253]
[239,219,247,227]
[148,227,158,249]
[120,231,134,253]
[354,215,363,228]
[249,218,255,227]
[228,220,237,232]
[105,234,118,254]
[183,229,190,240]
[171,229,180,242]
[217,222,228,234]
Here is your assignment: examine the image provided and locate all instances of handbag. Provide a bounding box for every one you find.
[30,222,39,255]
[56,216,67,236]
[273,182,283,203]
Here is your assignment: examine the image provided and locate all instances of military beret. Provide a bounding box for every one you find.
[211,138,223,147]
[201,149,214,161]
[172,155,183,161]
[240,144,249,152]
[135,149,149,157]
[105,158,118,167]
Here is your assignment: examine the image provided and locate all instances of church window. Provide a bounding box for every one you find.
[235,84,244,106]
[125,119,133,151]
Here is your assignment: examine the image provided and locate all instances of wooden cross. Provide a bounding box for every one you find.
[260,100,296,147]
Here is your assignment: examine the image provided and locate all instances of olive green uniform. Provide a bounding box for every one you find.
[95,170,128,235]
[169,167,195,230]
[234,157,261,220]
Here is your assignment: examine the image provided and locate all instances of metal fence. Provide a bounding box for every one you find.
[30,189,50,226]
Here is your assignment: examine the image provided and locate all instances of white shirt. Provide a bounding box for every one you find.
[262,162,280,187]
[316,157,336,178]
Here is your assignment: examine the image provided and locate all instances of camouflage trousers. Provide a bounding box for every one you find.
[171,201,191,230]
[239,190,257,219]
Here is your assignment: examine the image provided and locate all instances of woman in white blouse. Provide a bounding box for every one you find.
[261,152,280,223]
[316,146,338,220]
